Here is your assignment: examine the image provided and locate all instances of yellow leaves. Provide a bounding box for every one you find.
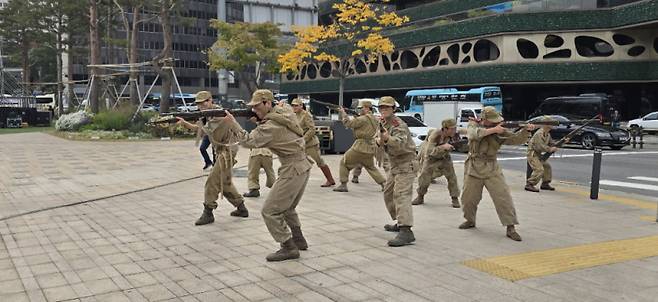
[377,12,409,27]
[315,53,339,62]
[357,33,394,55]
[351,49,363,57]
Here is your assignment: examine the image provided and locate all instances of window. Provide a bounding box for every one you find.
[645,113,658,120]
[227,2,244,23]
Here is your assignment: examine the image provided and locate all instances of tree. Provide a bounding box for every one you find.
[208,21,283,97]
[88,0,102,113]
[152,0,180,113]
[278,0,408,106]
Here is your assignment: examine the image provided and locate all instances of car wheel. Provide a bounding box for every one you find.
[414,114,422,121]
[610,146,624,150]
[581,133,597,149]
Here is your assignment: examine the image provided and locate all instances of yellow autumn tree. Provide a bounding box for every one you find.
[278,0,409,106]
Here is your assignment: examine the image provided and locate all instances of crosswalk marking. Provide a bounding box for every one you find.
[628,176,658,183]
[599,180,658,192]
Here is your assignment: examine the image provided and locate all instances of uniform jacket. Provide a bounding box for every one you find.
[382,115,416,173]
[295,110,320,148]
[340,110,379,154]
[465,121,530,178]
[527,128,553,157]
[250,147,273,157]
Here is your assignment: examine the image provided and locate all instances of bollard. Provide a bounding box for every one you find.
[526,162,532,180]
[639,126,644,149]
[631,129,637,149]
[590,148,602,200]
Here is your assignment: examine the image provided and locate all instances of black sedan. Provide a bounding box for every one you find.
[527,115,630,150]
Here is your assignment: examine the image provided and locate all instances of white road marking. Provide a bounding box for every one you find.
[628,176,658,183]
[599,180,658,191]
[453,151,658,163]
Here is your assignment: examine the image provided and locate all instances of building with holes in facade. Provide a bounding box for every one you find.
[281,0,658,121]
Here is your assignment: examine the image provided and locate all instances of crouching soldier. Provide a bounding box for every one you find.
[526,116,558,192]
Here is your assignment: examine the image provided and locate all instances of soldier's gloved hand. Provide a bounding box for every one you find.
[380,128,389,143]
[492,124,506,134]
[525,124,537,131]
[550,146,558,152]
[249,116,258,124]
[224,110,236,123]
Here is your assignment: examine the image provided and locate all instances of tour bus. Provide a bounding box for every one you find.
[403,86,503,121]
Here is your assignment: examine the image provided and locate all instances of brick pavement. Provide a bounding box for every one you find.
[1,132,658,301]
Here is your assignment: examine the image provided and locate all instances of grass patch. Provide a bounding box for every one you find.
[0,126,54,135]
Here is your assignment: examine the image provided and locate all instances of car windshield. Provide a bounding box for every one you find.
[398,115,427,127]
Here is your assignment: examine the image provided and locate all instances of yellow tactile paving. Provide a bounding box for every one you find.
[463,235,658,281]
[640,215,658,222]
[558,186,657,210]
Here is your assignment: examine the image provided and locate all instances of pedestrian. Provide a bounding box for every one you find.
[611,110,621,129]
[199,134,214,171]
[333,100,386,192]
[459,106,534,241]
[413,118,461,208]
[176,91,249,226]
[291,98,336,187]
[525,116,558,192]
[378,96,417,247]
[243,147,276,198]
[226,89,311,262]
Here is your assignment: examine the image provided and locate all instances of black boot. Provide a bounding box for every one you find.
[540,182,555,191]
[387,226,415,247]
[194,206,215,225]
[384,223,400,232]
[412,194,424,205]
[351,176,359,184]
[243,189,260,197]
[230,202,249,218]
[290,226,308,250]
[451,197,461,208]
[266,238,300,262]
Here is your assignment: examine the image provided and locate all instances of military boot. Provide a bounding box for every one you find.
[412,194,424,205]
[387,226,415,247]
[384,223,400,232]
[194,206,215,225]
[451,197,461,208]
[351,176,359,184]
[524,183,539,192]
[333,182,348,192]
[243,189,260,198]
[230,202,249,218]
[266,238,300,262]
[380,183,385,192]
[290,226,308,250]
[458,220,475,229]
[506,225,522,241]
[540,182,555,191]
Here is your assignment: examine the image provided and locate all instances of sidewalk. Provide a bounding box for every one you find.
[1,132,658,302]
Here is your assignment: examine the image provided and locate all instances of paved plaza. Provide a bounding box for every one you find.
[1,132,658,302]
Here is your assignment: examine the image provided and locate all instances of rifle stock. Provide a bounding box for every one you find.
[310,99,360,115]
[538,116,599,161]
[147,109,257,125]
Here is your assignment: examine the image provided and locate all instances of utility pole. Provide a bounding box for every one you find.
[0,37,5,100]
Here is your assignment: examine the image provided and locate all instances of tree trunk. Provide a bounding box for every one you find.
[56,28,64,117]
[89,0,101,113]
[158,1,173,113]
[66,43,75,108]
[129,6,140,105]
[21,40,30,92]
[338,76,344,107]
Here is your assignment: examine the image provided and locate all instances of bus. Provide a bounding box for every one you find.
[403,86,503,120]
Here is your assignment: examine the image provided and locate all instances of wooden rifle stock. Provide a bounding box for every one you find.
[147,109,257,125]
[538,115,599,161]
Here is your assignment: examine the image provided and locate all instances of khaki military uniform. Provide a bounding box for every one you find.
[296,110,325,167]
[339,110,386,184]
[234,106,312,243]
[382,115,417,227]
[247,148,275,190]
[527,128,553,186]
[202,117,244,210]
[416,129,460,199]
[461,122,530,226]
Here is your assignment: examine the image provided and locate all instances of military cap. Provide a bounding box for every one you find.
[442,118,457,128]
[248,89,274,106]
[379,96,396,107]
[194,91,212,103]
[291,98,303,105]
[358,100,373,108]
[539,115,557,123]
[482,106,504,123]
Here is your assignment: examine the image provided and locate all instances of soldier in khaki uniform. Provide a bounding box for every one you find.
[525,116,558,192]
[291,98,336,187]
[459,106,534,241]
[378,96,417,247]
[227,89,311,262]
[413,119,461,208]
[176,91,249,225]
[333,100,386,192]
[243,147,275,197]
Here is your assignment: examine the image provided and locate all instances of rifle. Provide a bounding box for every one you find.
[147,109,257,125]
[450,138,469,152]
[310,99,360,115]
[539,115,599,161]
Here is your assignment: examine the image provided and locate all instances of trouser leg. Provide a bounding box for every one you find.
[262,171,310,243]
[443,162,460,198]
[383,169,397,221]
[527,156,544,186]
[461,175,484,223]
[247,155,261,190]
[392,171,414,227]
[200,135,213,166]
[484,173,519,226]
[542,161,552,183]
[263,156,276,188]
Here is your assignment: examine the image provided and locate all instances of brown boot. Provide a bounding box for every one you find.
[266,238,300,262]
[540,182,555,191]
[451,197,460,208]
[351,176,359,184]
[290,226,308,251]
[333,182,348,192]
[458,220,475,229]
[506,225,522,241]
[243,189,260,198]
[387,226,415,247]
[230,202,249,218]
[384,223,400,232]
[525,183,539,192]
[412,195,424,205]
[319,165,335,187]
[194,206,215,225]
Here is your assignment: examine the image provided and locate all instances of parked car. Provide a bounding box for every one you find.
[627,111,658,134]
[527,115,630,150]
[397,115,430,150]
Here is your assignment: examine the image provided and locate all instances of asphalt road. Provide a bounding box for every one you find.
[450,144,658,197]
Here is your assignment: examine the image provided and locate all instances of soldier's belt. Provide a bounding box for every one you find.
[279,153,308,165]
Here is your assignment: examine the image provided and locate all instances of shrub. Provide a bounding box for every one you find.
[93,109,132,131]
[55,111,92,131]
